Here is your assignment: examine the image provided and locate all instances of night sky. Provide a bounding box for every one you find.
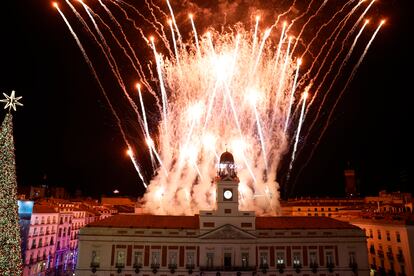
[1,0,412,199]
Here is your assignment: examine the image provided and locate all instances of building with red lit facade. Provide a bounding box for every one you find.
[76,152,369,276]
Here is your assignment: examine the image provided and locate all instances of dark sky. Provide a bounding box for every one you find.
[0,0,412,199]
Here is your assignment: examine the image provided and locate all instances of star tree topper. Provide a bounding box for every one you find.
[0,90,23,112]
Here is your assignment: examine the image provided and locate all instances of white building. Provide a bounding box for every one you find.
[76,151,369,275]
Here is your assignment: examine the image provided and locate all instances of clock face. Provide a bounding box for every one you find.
[224,190,233,200]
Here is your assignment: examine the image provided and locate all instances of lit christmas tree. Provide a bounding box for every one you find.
[0,90,23,275]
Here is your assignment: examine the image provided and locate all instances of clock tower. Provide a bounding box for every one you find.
[215,151,239,215]
[199,150,255,232]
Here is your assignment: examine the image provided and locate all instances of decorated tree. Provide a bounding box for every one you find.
[0,90,23,275]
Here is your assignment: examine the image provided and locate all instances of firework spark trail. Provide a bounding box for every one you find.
[273,21,287,75]
[305,0,367,110]
[151,39,169,135]
[113,0,173,57]
[137,84,156,169]
[304,0,365,87]
[168,20,180,65]
[303,19,370,141]
[290,0,329,56]
[166,0,181,41]
[284,58,301,133]
[71,0,146,134]
[252,28,271,74]
[97,0,154,92]
[285,0,318,38]
[272,36,292,125]
[285,91,308,187]
[189,14,200,55]
[128,149,148,188]
[251,16,260,55]
[299,0,357,63]
[289,0,361,122]
[55,4,147,188]
[291,21,384,196]
[84,3,161,109]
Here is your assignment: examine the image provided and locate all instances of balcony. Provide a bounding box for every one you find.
[90,262,100,268]
[115,263,124,268]
[309,262,318,273]
[277,263,286,273]
[150,263,160,269]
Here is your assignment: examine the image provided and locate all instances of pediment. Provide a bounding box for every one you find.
[200,224,256,240]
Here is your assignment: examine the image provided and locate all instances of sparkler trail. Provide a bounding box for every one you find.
[54,0,385,215]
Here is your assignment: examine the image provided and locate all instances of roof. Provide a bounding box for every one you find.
[87,214,359,230]
[256,216,360,230]
[33,205,58,214]
[87,214,199,229]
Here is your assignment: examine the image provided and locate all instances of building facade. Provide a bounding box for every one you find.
[76,151,369,276]
[352,218,414,276]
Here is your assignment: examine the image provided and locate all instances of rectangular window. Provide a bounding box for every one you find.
[396,232,401,242]
[151,251,160,266]
[241,223,252,227]
[168,251,177,265]
[309,251,317,265]
[259,252,268,267]
[293,252,301,267]
[91,250,100,267]
[276,251,285,265]
[369,229,373,238]
[386,231,391,241]
[206,253,214,267]
[116,251,126,267]
[326,251,335,266]
[186,251,195,266]
[241,252,249,267]
[133,251,143,267]
[377,230,382,240]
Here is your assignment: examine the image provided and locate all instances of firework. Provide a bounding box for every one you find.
[54,0,384,215]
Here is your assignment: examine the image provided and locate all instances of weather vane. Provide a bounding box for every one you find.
[0,90,23,112]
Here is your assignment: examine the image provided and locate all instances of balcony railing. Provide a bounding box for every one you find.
[115,263,125,268]
[90,262,100,268]
[150,263,160,269]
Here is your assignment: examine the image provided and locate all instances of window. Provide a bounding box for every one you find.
[309,251,317,265]
[326,251,334,266]
[31,239,36,249]
[396,232,401,242]
[206,253,214,267]
[58,228,62,237]
[241,252,249,267]
[293,252,301,268]
[151,251,160,266]
[369,229,373,238]
[186,251,195,266]
[116,251,126,267]
[349,252,356,265]
[386,231,391,241]
[276,252,285,265]
[297,208,301,211]
[169,251,177,266]
[38,238,43,248]
[91,250,100,266]
[259,252,268,267]
[133,251,143,267]
[377,230,382,240]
